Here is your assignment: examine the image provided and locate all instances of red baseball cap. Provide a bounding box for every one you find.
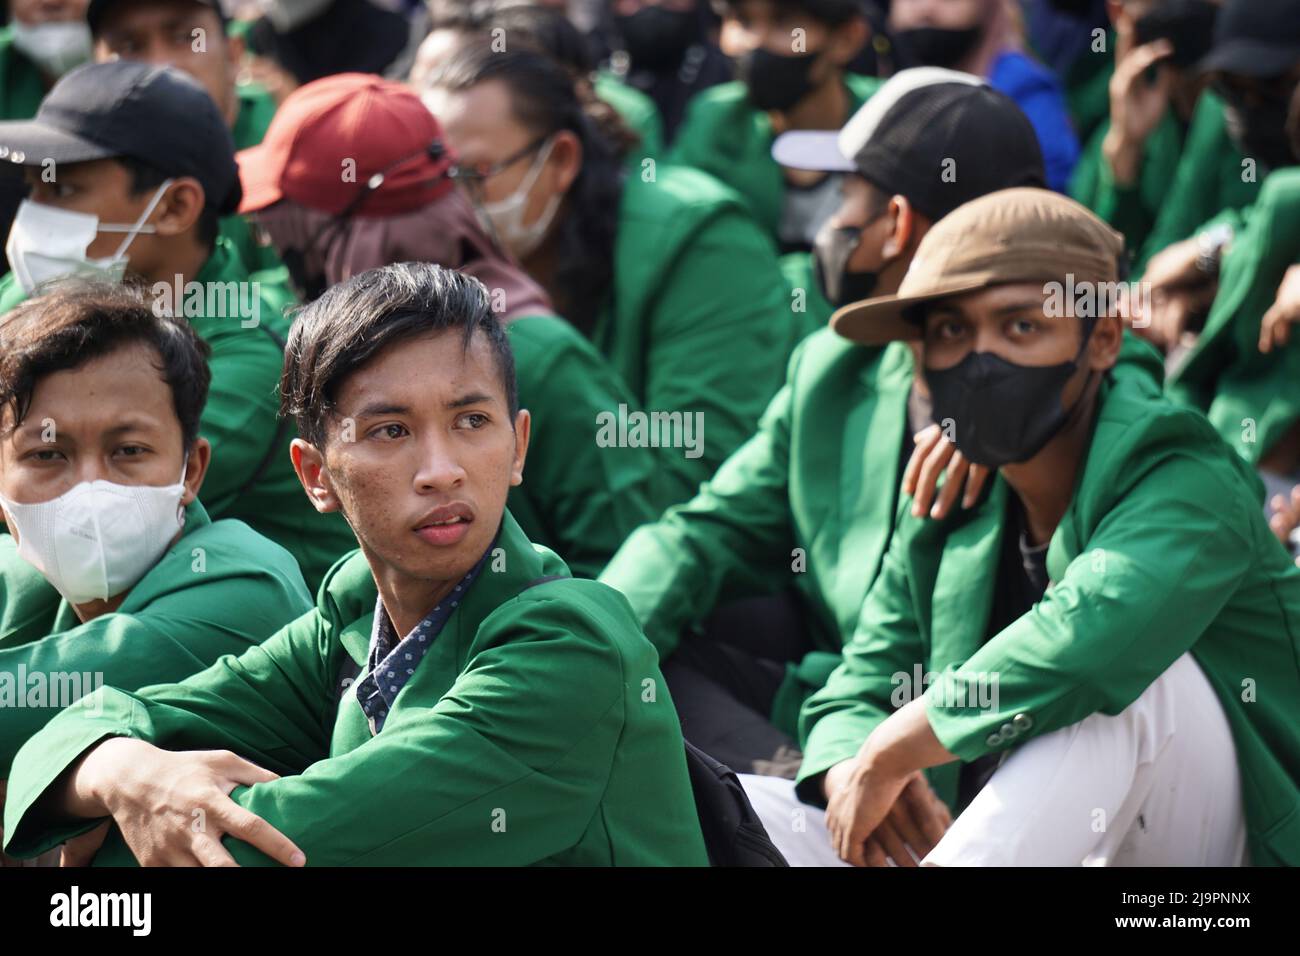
[237,73,456,217]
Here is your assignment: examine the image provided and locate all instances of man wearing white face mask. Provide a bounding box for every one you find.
[0,0,92,121]
[0,60,356,589]
[0,281,312,835]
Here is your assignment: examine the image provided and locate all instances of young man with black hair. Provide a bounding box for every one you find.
[669,0,877,250]
[745,188,1300,867]
[0,280,312,867]
[0,60,355,587]
[2,262,708,867]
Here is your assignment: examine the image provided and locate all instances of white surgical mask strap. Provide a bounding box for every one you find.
[101,178,174,259]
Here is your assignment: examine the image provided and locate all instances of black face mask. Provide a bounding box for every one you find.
[925,341,1092,468]
[892,25,982,70]
[736,47,820,113]
[812,222,880,307]
[1224,99,1300,172]
[617,7,697,71]
[1133,0,1218,69]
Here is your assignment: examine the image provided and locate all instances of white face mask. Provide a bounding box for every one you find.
[4,179,173,296]
[477,138,562,260]
[10,20,92,77]
[0,462,188,606]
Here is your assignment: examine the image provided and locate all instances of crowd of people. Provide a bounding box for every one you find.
[0,0,1297,867]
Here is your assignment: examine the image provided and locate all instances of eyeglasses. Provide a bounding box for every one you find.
[451,136,550,196]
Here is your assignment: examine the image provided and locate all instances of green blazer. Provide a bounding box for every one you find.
[0,239,356,588]
[0,500,313,775]
[506,313,665,578]
[668,73,882,241]
[596,164,797,501]
[1167,167,1300,466]
[601,330,916,734]
[2,512,710,866]
[798,374,1300,866]
[221,80,286,276]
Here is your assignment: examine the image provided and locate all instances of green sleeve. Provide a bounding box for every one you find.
[794,506,926,805]
[598,358,798,658]
[1136,92,1260,271]
[221,594,635,865]
[926,455,1250,763]
[507,317,663,578]
[0,532,62,650]
[0,547,312,776]
[641,206,791,497]
[2,604,336,857]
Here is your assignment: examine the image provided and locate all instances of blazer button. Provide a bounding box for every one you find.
[1013,713,1033,732]
[1000,723,1015,740]
[986,732,1001,747]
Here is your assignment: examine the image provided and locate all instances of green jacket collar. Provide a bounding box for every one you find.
[327,510,568,666]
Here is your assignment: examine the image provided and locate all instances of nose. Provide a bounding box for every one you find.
[413,431,467,493]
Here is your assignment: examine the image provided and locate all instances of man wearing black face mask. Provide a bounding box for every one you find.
[669,0,876,251]
[741,188,1300,868]
[607,0,733,145]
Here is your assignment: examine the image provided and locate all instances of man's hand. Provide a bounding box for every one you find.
[904,424,990,519]
[57,737,306,867]
[1103,37,1175,187]
[1267,483,1300,563]
[823,759,950,867]
[1259,265,1300,353]
[1140,237,1217,350]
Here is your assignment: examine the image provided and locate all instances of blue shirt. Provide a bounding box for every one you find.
[988,48,1081,194]
[354,547,493,735]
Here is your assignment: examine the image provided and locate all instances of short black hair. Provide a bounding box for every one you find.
[0,279,212,450]
[116,154,220,250]
[280,262,518,449]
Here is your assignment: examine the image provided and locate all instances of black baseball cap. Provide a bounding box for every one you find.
[1198,0,1300,78]
[88,0,228,35]
[0,60,241,215]
[772,67,1046,222]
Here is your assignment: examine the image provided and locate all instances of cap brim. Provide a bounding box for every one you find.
[1198,38,1300,78]
[235,142,284,214]
[0,120,118,166]
[771,130,855,172]
[830,275,997,345]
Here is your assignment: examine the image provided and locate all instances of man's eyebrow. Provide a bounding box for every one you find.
[448,392,495,409]
[994,300,1052,316]
[351,402,413,419]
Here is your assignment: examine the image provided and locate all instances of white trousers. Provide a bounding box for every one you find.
[742,652,1248,866]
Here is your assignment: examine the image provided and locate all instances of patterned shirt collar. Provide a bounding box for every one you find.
[354,546,493,735]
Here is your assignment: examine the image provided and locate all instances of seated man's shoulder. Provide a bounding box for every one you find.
[484,575,652,668]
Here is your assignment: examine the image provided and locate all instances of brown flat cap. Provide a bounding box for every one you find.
[830,187,1126,345]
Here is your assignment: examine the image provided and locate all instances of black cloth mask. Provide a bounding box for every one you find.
[925,341,1092,467]
[736,47,820,112]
